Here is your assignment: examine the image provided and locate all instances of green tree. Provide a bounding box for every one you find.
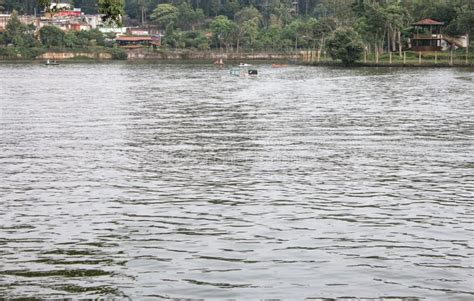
[260,25,283,51]
[4,11,36,48]
[63,31,78,47]
[151,3,178,29]
[221,0,240,18]
[283,19,305,50]
[326,27,364,65]
[98,0,124,26]
[274,1,295,27]
[454,7,474,36]
[176,1,204,30]
[233,6,262,52]
[86,28,105,46]
[210,15,233,51]
[37,0,51,11]
[75,30,92,47]
[39,25,65,48]
[162,23,177,48]
[356,1,386,54]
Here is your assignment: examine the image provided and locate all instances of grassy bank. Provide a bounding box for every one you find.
[1,47,472,68]
[302,50,473,67]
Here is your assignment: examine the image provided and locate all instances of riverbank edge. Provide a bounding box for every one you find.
[302,61,474,68]
[0,49,472,68]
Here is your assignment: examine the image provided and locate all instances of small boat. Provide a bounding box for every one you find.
[271,64,289,68]
[239,63,252,67]
[230,67,258,78]
[45,59,60,66]
[247,69,258,76]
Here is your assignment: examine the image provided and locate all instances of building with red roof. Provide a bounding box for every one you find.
[410,18,444,51]
[116,35,161,48]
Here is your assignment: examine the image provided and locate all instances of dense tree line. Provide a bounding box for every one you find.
[1,0,472,37]
[1,0,472,63]
[141,0,473,54]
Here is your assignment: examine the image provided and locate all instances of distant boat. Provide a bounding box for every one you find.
[214,58,224,65]
[45,59,60,66]
[271,64,289,68]
[239,63,252,67]
[230,66,258,78]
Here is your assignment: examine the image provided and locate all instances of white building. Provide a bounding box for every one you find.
[50,0,72,11]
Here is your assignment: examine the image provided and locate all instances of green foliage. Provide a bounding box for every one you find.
[0,46,45,59]
[176,2,204,30]
[210,15,233,49]
[180,31,208,49]
[453,7,474,36]
[37,0,51,10]
[162,23,177,47]
[0,0,471,55]
[107,46,127,59]
[39,25,65,48]
[86,29,106,46]
[151,3,178,29]
[98,0,125,26]
[4,11,37,48]
[326,27,364,65]
[63,31,78,47]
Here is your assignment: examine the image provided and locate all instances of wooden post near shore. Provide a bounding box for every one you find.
[466,43,469,65]
[418,51,421,64]
[435,51,438,64]
[376,51,379,64]
[317,50,321,62]
[364,50,367,64]
[403,51,406,65]
[389,52,392,65]
[450,49,453,66]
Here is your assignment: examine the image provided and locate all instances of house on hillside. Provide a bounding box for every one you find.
[410,18,444,51]
[40,5,102,32]
[115,35,161,48]
[0,14,40,31]
[409,18,468,51]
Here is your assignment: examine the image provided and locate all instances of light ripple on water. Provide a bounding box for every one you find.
[0,63,473,300]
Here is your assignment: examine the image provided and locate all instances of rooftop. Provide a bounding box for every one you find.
[116,36,152,41]
[413,18,444,26]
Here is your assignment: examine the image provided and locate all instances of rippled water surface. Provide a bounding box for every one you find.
[1,62,473,300]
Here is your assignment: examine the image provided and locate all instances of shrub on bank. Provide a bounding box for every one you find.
[107,47,128,60]
[0,46,46,59]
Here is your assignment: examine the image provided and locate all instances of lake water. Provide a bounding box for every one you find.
[0,62,473,300]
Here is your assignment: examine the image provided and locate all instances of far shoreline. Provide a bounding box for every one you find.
[0,49,473,68]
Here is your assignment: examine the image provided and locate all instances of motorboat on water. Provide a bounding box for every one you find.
[45,59,60,66]
[239,63,252,67]
[230,66,258,78]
